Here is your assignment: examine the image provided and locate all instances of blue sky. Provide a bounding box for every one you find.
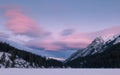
[0,0,120,33]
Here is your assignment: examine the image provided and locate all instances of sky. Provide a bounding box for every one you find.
[0,0,120,53]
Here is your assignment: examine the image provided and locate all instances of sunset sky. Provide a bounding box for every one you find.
[0,0,120,52]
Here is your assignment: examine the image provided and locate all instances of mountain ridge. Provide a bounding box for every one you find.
[64,34,120,68]
[0,34,120,68]
[0,42,63,68]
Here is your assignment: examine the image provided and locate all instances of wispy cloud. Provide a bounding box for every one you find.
[61,29,75,36]
[1,6,120,51]
[93,26,120,39]
[3,7,50,37]
[27,26,120,50]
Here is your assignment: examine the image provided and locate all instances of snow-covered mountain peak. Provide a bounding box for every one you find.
[92,37,104,44]
[113,35,120,44]
[79,37,105,56]
[65,36,106,63]
[64,37,105,62]
[87,37,105,49]
[104,34,120,45]
[65,34,120,63]
[47,57,65,62]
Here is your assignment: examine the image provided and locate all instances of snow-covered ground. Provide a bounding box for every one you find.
[0,69,120,75]
[0,52,37,68]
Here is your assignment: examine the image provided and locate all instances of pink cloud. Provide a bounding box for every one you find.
[26,32,91,50]
[26,26,120,50]
[3,7,50,37]
[27,40,61,50]
[38,43,62,50]
[1,6,120,51]
[93,26,120,39]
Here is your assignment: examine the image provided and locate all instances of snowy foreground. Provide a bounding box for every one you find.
[0,69,120,75]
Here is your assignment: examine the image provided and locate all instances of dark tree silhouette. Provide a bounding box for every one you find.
[0,42,63,68]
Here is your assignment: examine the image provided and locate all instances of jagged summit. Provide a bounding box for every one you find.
[92,36,104,44]
[0,34,120,68]
[65,37,105,63]
[65,34,120,63]
[114,35,120,44]
[64,34,120,68]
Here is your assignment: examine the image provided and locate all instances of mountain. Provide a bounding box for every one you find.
[2,39,76,59]
[64,37,106,63]
[1,34,120,68]
[64,35,120,68]
[0,42,63,68]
